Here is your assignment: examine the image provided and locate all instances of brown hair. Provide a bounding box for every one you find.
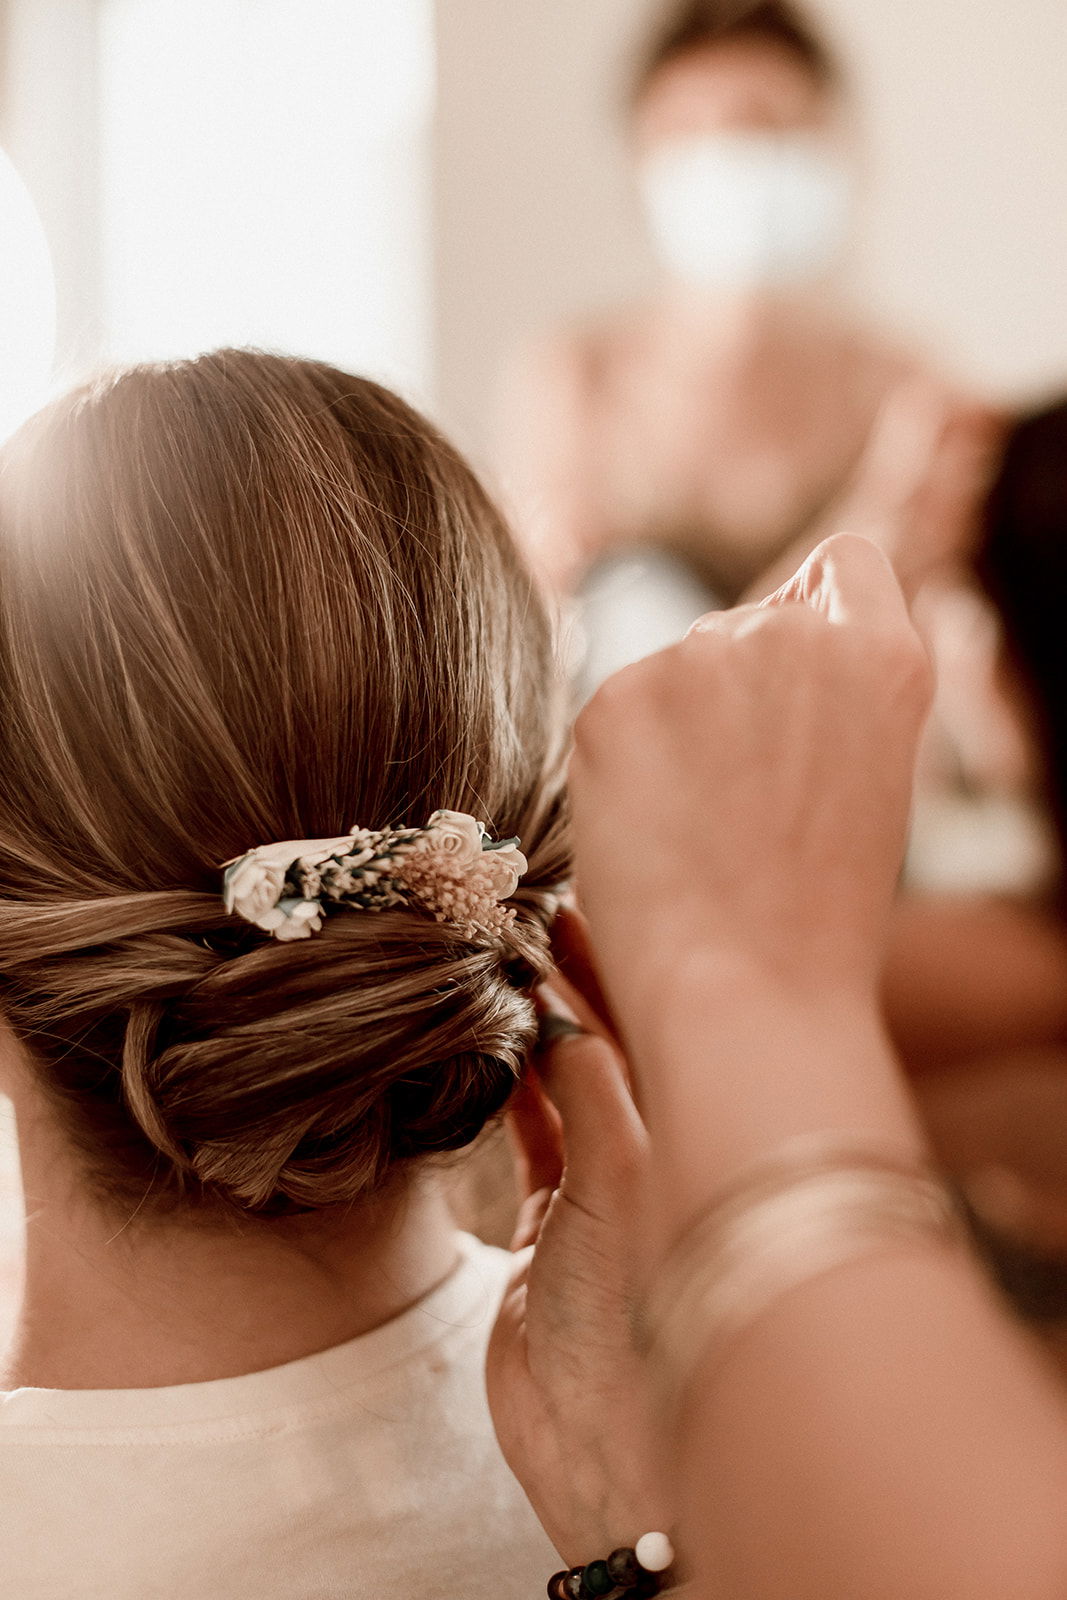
[0,350,568,1214]
[631,0,839,105]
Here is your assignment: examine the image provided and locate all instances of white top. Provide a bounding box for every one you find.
[0,1233,558,1599]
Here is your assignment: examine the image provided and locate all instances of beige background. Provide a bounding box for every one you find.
[434,0,1067,470]
[5,1,1067,458]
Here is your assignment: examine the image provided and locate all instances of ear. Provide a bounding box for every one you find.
[549,903,620,1042]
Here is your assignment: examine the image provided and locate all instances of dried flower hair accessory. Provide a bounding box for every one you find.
[221,810,527,942]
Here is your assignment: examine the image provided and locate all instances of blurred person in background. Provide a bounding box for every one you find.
[499,0,954,689]
[876,398,1067,1334]
[775,378,1067,1347]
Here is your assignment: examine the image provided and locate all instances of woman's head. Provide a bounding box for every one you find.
[633,0,839,141]
[631,2,852,293]
[0,350,567,1215]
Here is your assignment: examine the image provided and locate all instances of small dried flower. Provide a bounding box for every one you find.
[412,810,485,871]
[222,812,526,942]
[479,842,528,900]
[290,862,322,902]
[257,897,325,941]
[223,854,289,928]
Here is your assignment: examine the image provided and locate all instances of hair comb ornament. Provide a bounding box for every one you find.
[222,810,528,942]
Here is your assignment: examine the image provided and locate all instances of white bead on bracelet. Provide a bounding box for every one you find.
[634,1532,674,1573]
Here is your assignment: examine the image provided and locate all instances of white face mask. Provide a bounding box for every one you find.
[639,132,852,291]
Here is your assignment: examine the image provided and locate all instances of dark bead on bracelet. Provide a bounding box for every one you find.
[607,1548,640,1585]
[580,1558,615,1597]
[546,1572,585,1600]
[547,1572,584,1600]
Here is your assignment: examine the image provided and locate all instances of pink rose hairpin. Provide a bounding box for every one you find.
[222,810,528,942]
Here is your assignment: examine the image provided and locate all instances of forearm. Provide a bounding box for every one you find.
[674,1248,1067,1600]
[635,975,1067,1600]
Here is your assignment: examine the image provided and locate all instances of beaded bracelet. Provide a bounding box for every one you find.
[547,1531,675,1599]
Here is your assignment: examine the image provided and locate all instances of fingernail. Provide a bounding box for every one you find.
[537,1011,586,1051]
[536,986,586,1051]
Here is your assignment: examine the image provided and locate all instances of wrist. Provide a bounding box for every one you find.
[612,951,929,1239]
[618,945,881,1077]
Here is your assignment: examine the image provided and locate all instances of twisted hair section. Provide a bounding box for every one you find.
[0,351,569,1213]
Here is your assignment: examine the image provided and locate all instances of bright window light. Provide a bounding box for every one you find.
[0,146,56,441]
[97,0,433,398]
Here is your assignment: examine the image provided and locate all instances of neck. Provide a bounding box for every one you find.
[2,1089,461,1391]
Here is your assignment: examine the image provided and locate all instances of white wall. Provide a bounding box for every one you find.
[1,0,435,403]
[95,0,434,399]
[434,0,1067,468]
[826,0,1067,394]
[0,0,101,380]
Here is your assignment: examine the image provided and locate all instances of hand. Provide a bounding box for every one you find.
[486,922,669,1564]
[569,534,933,1057]
[820,380,1007,601]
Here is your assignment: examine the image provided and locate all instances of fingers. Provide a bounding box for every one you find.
[765,532,911,630]
[535,988,649,1196]
[900,402,1007,583]
[506,1073,563,1202]
[685,534,911,640]
[551,904,618,1038]
[506,984,648,1242]
[853,377,961,508]
[542,962,620,1048]
[510,1186,554,1252]
[506,959,638,1206]
[922,400,1006,514]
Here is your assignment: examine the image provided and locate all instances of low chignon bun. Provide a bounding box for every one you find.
[0,887,557,1214]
